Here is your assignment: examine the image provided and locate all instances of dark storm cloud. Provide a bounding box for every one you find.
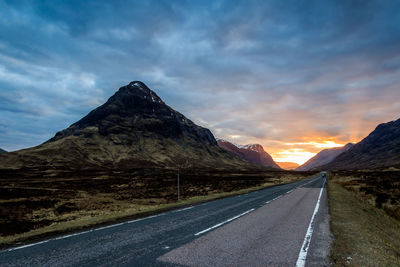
[0,0,400,163]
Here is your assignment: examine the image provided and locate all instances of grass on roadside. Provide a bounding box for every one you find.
[0,181,277,248]
[328,180,400,266]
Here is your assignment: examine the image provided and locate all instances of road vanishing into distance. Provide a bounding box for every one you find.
[0,174,330,266]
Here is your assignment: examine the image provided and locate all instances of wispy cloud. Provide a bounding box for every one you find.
[0,0,399,163]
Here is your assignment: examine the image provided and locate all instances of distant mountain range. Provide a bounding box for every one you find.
[0,81,250,170]
[296,143,354,171]
[0,148,7,154]
[217,139,280,169]
[277,162,299,170]
[321,118,400,170]
[2,81,399,172]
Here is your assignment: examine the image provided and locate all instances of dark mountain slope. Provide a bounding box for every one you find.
[322,118,400,170]
[296,143,354,171]
[0,81,249,170]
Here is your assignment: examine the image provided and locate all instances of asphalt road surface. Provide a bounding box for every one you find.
[0,174,330,266]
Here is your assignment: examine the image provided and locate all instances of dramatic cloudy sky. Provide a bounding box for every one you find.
[1,0,400,164]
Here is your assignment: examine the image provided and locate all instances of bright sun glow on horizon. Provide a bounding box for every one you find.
[223,136,351,166]
[272,150,317,165]
[285,141,345,149]
[270,141,347,165]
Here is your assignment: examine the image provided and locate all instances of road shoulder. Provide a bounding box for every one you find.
[306,189,333,266]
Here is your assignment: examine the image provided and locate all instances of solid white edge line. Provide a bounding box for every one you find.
[4,213,165,252]
[295,178,326,267]
[172,206,193,213]
[194,208,255,236]
[3,175,320,253]
[5,240,51,251]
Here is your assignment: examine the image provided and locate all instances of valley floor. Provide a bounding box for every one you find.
[0,167,314,248]
[0,174,328,266]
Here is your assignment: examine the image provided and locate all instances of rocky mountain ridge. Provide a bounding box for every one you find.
[217,139,280,169]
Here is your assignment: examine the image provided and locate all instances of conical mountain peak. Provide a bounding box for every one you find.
[112,81,164,105]
[120,81,152,96]
[1,81,251,170]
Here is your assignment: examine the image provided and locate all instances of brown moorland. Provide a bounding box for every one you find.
[329,169,400,220]
[0,167,316,248]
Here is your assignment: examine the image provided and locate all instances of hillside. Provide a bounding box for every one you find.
[0,148,6,154]
[322,118,400,170]
[296,143,354,171]
[217,139,280,169]
[0,81,249,170]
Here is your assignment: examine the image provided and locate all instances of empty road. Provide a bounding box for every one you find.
[0,174,330,266]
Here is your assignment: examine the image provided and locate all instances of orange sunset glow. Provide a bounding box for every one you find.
[271,141,345,165]
[267,138,363,165]
[222,133,365,166]
[1,0,400,173]
[270,142,344,165]
[221,133,364,166]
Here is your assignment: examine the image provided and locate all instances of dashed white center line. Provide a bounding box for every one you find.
[193,175,321,237]
[4,175,323,254]
[195,208,255,236]
[263,176,320,208]
[265,194,283,204]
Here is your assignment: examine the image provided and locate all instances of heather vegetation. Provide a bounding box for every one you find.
[330,170,400,220]
[0,167,315,247]
[328,170,400,266]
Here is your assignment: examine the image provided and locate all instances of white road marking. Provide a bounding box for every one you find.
[3,213,165,252]
[194,208,255,236]
[264,194,282,204]
[93,223,125,232]
[172,206,193,213]
[300,179,317,187]
[295,178,326,267]
[54,230,93,239]
[294,176,319,189]
[3,175,322,253]
[263,177,318,205]
[5,240,51,251]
